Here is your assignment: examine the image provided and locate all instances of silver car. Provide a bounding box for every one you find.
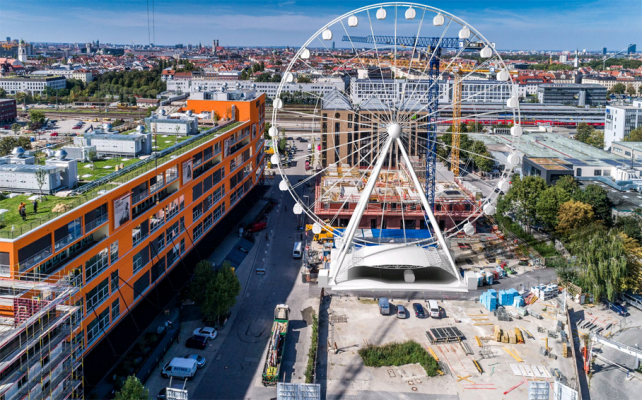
[184,354,206,368]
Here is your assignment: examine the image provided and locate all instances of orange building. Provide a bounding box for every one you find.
[0,93,265,400]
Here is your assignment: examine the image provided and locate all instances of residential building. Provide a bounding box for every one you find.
[0,76,66,95]
[582,75,618,90]
[0,98,17,124]
[167,78,346,99]
[350,79,516,105]
[536,83,607,106]
[0,92,265,365]
[31,69,94,83]
[605,101,642,148]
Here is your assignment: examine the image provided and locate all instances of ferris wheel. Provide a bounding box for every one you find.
[269,3,523,288]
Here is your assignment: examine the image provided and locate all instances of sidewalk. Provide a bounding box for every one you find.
[144,184,277,396]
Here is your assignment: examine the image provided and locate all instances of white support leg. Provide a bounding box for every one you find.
[332,135,394,284]
[396,137,461,282]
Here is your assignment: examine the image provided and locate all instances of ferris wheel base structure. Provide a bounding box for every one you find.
[320,244,475,293]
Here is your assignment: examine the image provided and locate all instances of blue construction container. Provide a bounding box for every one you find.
[513,296,524,307]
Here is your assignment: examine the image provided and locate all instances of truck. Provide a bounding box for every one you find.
[262,304,290,386]
[305,224,337,243]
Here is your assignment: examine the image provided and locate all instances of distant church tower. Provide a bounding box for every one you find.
[573,48,579,68]
[18,39,27,62]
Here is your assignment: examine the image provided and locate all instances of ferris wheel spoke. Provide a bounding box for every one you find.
[365,8,396,124]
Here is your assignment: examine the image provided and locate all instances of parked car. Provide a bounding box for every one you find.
[300,138,308,142]
[426,300,441,318]
[50,132,58,136]
[184,353,206,368]
[192,327,218,339]
[247,221,267,232]
[72,125,81,129]
[379,297,390,315]
[412,303,426,318]
[185,335,208,349]
[397,305,407,319]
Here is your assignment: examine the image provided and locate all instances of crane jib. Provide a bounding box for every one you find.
[341,35,483,50]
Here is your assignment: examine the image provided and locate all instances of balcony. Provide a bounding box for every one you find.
[132,189,149,205]
[166,170,179,184]
[86,284,109,311]
[19,246,53,272]
[150,178,165,194]
[85,212,108,233]
[54,231,83,253]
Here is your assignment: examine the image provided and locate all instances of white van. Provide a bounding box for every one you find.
[307,144,312,152]
[161,357,198,379]
[292,242,303,259]
[427,300,440,318]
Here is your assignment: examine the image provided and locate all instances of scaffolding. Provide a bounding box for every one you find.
[0,270,83,400]
[451,70,463,177]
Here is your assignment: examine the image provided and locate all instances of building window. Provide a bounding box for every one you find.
[133,246,150,274]
[577,168,582,177]
[110,241,119,264]
[111,270,119,294]
[180,238,186,254]
[86,278,109,311]
[111,298,120,321]
[594,169,602,176]
[85,249,109,283]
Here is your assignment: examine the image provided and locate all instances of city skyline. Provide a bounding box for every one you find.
[1,0,640,51]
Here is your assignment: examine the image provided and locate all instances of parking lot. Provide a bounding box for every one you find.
[322,294,577,399]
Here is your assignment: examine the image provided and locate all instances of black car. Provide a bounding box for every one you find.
[185,335,208,349]
[299,138,308,142]
[413,303,426,318]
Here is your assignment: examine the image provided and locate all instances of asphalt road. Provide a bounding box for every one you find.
[189,140,318,399]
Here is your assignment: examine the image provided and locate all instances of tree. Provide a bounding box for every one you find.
[501,175,548,233]
[28,110,46,129]
[114,376,149,400]
[620,233,642,293]
[556,200,594,235]
[297,75,312,84]
[624,126,642,142]
[626,84,636,96]
[573,184,613,226]
[609,83,626,95]
[615,214,642,242]
[11,123,21,135]
[263,122,272,139]
[0,137,32,156]
[190,260,216,305]
[0,88,6,98]
[536,185,571,228]
[201,262,241,325]
[567,228,629,302]
[34,168,47,200]
[575,122,603,149]
[270,74,282,83]
[555,175,579,196]
[255,73,271,83]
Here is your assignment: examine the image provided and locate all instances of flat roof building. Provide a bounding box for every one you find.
[0,148,77,193]
[144,114,199,136]
[0,75,66,95]
[75,131,153,157]
[537,83,607,106]
[0,98,17,124]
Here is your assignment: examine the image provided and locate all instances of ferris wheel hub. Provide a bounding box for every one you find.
[387,123,402,140]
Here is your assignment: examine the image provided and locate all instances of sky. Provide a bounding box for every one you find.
[1,0,640,51]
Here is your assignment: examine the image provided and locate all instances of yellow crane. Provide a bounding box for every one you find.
[451,67,463,177]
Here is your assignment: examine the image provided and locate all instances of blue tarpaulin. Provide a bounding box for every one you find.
[333,228,433,247]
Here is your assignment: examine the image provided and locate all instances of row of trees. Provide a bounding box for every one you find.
[498,175,642,300]
[608,82,641,96]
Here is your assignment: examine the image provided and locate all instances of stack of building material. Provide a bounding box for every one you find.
[562,342,569,358]
[516,307,528,317]
[494,325,502,342]
[513,296,524,307]
[497,289,520,306]
[531,284,558,301]
[480,290,498,311]
[508,330,517,344]
[515,328,525,344]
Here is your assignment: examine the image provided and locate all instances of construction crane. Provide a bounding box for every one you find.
[451,67,463,176]
[342,35,484,209]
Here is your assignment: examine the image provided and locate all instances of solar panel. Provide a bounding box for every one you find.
[601,159,622,166]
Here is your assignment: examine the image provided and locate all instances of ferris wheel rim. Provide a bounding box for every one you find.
[270,2,522,247]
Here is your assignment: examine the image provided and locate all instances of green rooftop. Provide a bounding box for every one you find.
[0,122,243,239]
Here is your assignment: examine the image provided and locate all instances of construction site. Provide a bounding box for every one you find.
[322,289,578,399]
[0,271,83,400]
[312,163,481,233]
